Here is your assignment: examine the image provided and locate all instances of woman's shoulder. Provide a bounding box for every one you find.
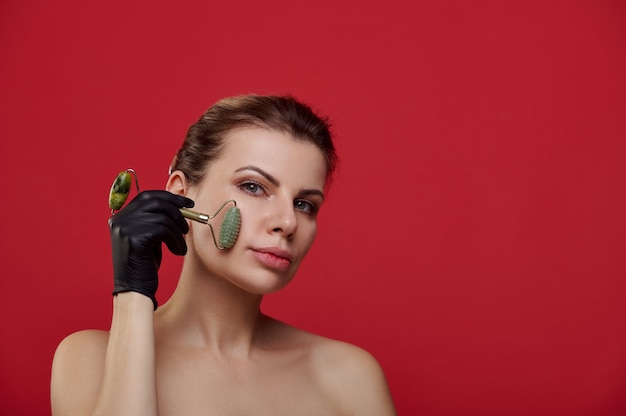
[263,316,382,368]
[262,317,396,414]
[307,331,392,398]
[51,329,109,382]
[51,330,109,413]
[53,329,110,361]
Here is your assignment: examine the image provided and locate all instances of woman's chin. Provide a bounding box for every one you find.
[228,269,298,295]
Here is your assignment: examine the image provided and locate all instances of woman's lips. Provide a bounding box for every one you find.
[250,247,292,271]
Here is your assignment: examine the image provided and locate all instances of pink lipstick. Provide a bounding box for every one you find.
[250,247,292,271]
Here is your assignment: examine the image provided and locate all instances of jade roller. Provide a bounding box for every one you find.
[108,169,241,249]
[178,201,241,249]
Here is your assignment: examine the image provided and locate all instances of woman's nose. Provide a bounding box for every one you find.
[267,199,298,238]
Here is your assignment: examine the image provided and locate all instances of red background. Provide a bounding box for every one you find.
[1,1,625,414]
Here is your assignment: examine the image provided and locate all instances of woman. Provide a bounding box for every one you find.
[51,95,396,415]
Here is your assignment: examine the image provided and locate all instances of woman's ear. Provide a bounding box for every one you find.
[166,170,189,196]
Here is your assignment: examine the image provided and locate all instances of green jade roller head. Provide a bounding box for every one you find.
[108,169,241,249]
[109,169,137,210]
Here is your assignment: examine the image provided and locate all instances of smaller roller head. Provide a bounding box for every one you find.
[109,169,138,211]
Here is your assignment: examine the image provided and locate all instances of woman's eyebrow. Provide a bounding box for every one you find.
[235,166,279,186]
[299,189,325,201]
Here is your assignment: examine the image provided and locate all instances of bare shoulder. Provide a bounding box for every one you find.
[51,329,109,415]
[311,336,396,415]
[52,329,109,375]
[263,318,396,415]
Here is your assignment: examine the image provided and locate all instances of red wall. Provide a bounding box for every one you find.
[1,1,625,414]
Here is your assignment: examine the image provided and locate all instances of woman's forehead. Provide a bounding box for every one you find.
[212,127,328,185]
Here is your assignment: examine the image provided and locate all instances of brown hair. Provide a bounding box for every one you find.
[171,94,337,186]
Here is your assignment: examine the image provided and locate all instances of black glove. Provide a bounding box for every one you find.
[108,190,194,310]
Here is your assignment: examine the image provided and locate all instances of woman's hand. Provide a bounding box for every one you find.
[109,190,194,309]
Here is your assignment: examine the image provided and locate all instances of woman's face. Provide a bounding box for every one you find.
[180,127,328,294]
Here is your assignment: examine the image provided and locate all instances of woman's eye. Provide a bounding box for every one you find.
[239,181,265,196]
[294,199,317,215]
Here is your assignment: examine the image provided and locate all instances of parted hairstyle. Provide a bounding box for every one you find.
[170,94,337,186]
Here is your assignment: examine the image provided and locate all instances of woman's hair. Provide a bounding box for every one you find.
[171,94,337,186]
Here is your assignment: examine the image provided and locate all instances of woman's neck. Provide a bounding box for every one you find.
[155,259,265,358]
